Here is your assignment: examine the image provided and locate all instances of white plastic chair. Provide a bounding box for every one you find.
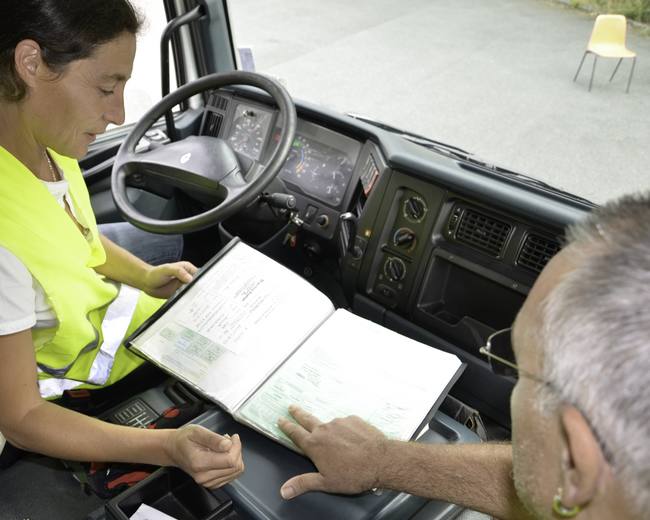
[573,14,637,93]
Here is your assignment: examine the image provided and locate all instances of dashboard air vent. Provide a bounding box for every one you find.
[518,233,561,273]
[455,208,511,257]
[202,111,224,137]
[210,94,229,111]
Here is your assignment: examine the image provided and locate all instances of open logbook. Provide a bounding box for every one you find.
[126,238,464,451]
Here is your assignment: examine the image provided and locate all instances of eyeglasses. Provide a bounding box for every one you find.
[479,327,545,384]
[480,328,614,463]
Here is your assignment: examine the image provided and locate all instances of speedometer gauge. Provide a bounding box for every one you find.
[228,104,272,160]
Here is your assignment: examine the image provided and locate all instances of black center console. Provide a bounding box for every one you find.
[92,404,478,520]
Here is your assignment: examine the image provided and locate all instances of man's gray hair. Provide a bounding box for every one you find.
[540,193,650,515]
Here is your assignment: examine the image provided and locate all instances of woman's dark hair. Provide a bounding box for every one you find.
[0,0,143,102]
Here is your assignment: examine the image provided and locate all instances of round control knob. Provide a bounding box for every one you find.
[393,227,416,249]
[316,214,329,228]
[403,196,427,222]
[384,257,406,282]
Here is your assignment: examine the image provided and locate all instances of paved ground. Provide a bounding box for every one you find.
[228,0,650,204]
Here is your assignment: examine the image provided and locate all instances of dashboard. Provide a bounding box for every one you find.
[199,94,370,240]
[278,129,359,208]
[198,88,591,428]
[224,99,361,211]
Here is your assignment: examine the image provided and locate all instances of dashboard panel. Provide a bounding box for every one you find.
[278,121,361,209]
[205,93,365,239]
[220,97,362,211]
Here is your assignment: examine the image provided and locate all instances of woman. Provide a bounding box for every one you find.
[0,0,244,489]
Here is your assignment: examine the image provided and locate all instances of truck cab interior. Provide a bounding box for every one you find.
[0,1,598,519]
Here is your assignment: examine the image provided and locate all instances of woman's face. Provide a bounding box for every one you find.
[29,32,136,159]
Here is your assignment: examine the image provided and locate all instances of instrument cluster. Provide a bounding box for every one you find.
[278,133,357,208]
[226,101,361,209]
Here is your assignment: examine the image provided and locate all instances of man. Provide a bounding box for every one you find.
[278,194,649,519]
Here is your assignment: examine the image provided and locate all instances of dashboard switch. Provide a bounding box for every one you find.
[376,284,396,300]
[404,196,428,223]
[304,205,318,223]
[394,227,416,250]
[384,257,406,282]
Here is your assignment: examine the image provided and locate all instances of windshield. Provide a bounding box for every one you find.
[228,0,650,205]
[122,0,177,126]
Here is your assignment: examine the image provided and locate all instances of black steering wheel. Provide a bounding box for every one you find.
[111,71,296,234]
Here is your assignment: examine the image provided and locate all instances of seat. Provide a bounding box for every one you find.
[573,14,637,93]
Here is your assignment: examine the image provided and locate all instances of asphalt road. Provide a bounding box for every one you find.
[228,0,650,205]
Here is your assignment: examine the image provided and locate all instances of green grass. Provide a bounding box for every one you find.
[569,0,650,23]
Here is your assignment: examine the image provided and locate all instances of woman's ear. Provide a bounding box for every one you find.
[558,405,609,509]
[14,39,45,88]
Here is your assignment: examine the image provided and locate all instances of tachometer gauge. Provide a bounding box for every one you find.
[228,104,272,160]
[281,135,311,179]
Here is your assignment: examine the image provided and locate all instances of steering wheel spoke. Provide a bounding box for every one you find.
[242,159,267,183]
[119,137,244,195]
[112,71,296,234]
[218,168,248,200]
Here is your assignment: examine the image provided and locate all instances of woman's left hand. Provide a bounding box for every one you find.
[142,261,198,299]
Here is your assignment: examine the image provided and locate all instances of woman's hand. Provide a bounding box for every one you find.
[96,235,196,296]
[166,425,245,489]
[142,261,198,299]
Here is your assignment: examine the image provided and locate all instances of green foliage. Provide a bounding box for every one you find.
[570,0,650,23]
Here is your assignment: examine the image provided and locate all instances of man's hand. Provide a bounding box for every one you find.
[166,425,244,489]
[142,262,198,299]
[277,405,388,499]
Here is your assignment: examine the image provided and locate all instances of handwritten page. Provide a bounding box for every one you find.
[236,309,463,448]
[131,242,334,411]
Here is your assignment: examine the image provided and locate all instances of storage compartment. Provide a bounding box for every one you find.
[415,251,525,356]
[105,467,234,520]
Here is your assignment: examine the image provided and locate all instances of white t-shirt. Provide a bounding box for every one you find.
[0,177,90,336]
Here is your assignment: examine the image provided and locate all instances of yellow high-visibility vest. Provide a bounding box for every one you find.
[0,146,163,398]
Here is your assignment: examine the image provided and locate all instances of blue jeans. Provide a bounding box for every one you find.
[99,222,183,266]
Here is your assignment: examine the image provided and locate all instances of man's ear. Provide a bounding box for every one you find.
[14,39,45,88]
[558,405,609,509]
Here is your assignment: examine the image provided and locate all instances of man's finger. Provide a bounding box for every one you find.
[287,405,323,432]
[280,472,327,500]
[277,416,310,447]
